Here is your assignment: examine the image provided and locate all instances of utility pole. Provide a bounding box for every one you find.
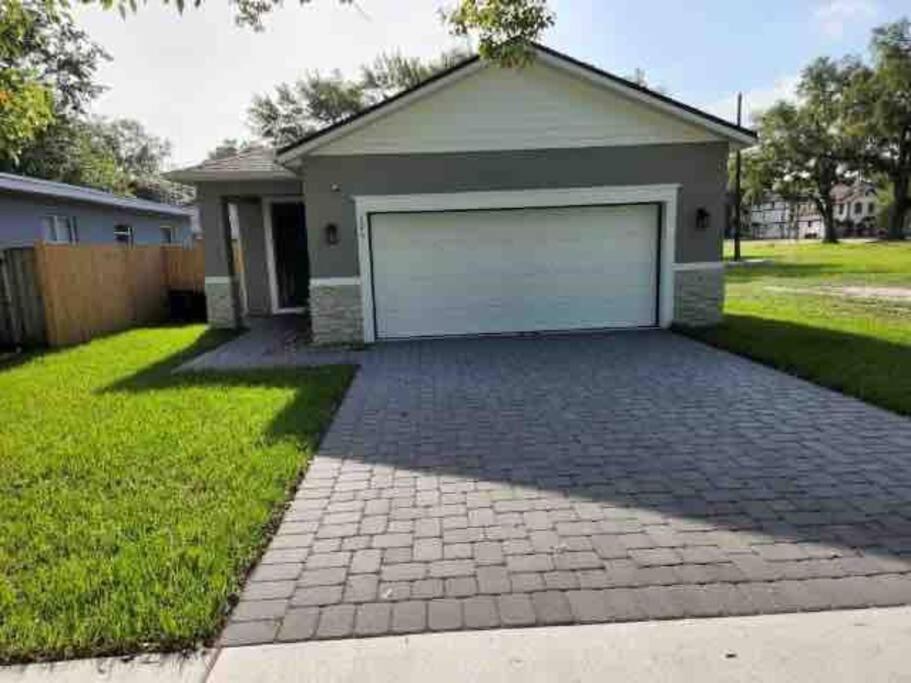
[733,92,743,262]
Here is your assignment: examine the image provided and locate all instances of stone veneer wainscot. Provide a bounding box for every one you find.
[673,265,724,327]
[310,280,363,345]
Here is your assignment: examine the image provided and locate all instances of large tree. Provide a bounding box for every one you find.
[360,49,470,100]
[11,116,190,202]
[248,71,365,147]
[1,0,107,161]
[843,19,911,240]
[755,58,862,243]
[206,138,261,160]
[249,49,472,147]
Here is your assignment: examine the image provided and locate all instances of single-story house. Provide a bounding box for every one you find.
[0,173,193,248]
[169,44,756,343]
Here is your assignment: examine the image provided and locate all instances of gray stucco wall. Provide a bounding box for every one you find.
[0,192,191,247]
[196,180,301,280]
[299,142,729,278]
[234,199,272,315]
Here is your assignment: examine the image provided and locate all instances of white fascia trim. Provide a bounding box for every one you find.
[353,184,681,214]
[310,277,361,288]
[532,51,756,147]
[204,276,234,284]
[277,61,486,162]
[354,184,680,344]
[674,261,725,271]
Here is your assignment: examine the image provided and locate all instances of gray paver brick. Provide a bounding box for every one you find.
[463,595,500,629]
[531,591,573,624]
[315,604,356,639]
[414,538,443,562]
[343,574,379,603]
[391,601,426,633]
[220,620,279,646]
[292,585,343,607]
[277,608,319,642]
[350,549,382,574]
[232,600,288,622]
[428,599,463,630]
[429,559,475,578]
[355,602,392,635]
[299,568,347,587]
[497,594,536,626]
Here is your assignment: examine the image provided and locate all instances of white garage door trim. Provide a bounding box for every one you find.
[353,184,679,343]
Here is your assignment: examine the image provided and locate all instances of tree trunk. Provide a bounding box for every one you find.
[822,200,838,244]
[888,174,909,241]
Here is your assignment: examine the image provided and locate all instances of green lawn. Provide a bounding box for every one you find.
[0,327,354,663]
[686,240,911,415]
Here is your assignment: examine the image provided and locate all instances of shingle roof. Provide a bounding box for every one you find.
[166,147,297,183]
[0,173,192,217]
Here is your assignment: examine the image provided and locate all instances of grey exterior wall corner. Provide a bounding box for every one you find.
[673,268,725,327]
[310,281,362,344]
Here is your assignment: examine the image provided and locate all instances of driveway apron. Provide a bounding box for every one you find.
[219,331,911,645]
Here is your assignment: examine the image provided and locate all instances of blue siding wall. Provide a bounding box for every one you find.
[0,192,192,247]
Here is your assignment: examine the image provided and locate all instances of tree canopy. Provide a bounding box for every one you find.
[248,49,471,147]
[81,0,553,66]
[744,18,911,242]
[1,0,108,162]
[842,19,911,239]
[754,58,862,243]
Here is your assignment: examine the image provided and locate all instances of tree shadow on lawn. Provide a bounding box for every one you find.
[684,314,911,418]
[100,327,357,451]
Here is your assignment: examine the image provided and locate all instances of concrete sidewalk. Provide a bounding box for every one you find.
[207,607,911,682]
[7,608,909,682]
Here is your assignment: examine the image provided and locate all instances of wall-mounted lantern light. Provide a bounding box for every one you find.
[325,223,339,245]
[695,207,711,230]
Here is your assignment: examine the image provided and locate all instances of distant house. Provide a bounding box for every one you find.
[748,195,797,239]
[0,173,193,248]
[746,181,880,240]
[796,182,879,239]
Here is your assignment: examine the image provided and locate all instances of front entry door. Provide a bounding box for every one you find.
[270,202,309,311]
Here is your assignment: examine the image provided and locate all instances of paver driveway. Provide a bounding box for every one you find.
[220,332,911,645]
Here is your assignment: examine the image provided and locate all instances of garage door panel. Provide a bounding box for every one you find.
[371,204,658,338]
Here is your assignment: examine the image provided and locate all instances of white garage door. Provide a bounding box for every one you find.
[370,203,660,339]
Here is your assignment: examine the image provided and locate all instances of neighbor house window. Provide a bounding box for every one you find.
[868,202,875,214]
[114,224,133,245]
[42,215,77,244]
[854,202,862,215]
[160,225,176,244]
[838,204,846,216]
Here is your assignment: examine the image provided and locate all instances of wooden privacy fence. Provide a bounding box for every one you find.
[0,242,207,348]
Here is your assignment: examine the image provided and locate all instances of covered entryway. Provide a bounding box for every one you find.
[369,203,660,339]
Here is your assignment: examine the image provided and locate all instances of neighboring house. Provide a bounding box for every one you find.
[169,44,756,343]
[745,182,880,240]
[748,195,798,239]
[0,173,193,248]
[796,182,879,239]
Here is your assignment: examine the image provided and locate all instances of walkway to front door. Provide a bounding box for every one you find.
[220,331,911,645]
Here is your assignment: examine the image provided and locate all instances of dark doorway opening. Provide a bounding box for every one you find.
[271,202,310,311]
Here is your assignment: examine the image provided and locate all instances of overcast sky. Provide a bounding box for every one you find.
[73,0,908,168]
